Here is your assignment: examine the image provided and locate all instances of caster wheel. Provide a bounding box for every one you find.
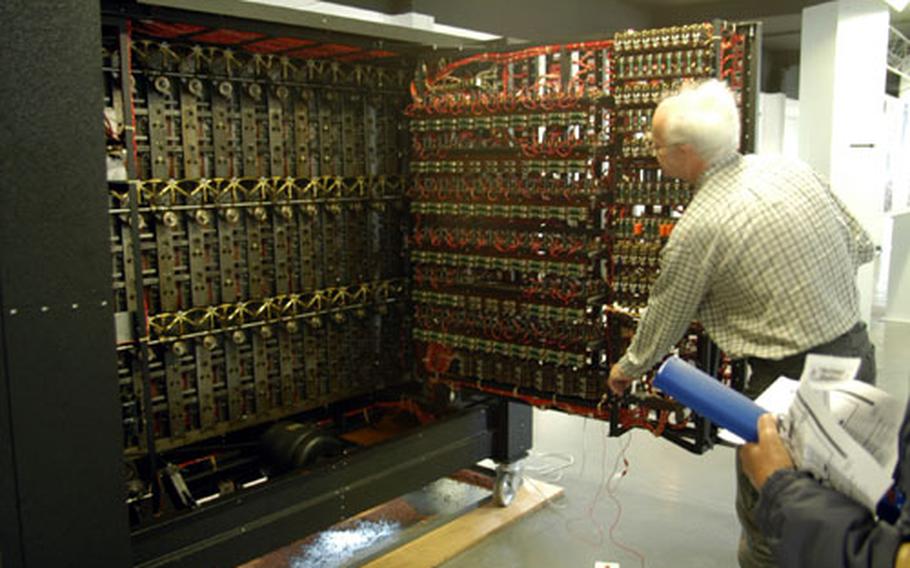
[492,464,523,507]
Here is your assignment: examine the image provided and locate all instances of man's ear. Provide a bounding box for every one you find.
[681,143,708,168]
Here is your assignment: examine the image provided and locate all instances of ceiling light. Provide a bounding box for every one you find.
[884,0,909,11]
[240,0,500,40]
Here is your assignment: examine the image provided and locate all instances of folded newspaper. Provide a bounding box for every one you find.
[724,354,903,512]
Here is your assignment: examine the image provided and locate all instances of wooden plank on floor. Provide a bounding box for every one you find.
[363,479,564,568]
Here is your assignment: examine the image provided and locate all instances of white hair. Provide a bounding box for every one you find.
[656,79,740,165]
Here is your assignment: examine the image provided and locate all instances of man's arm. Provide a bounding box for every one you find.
[831,192,875,268]
[815,172,875,268]
[610,221,717,390]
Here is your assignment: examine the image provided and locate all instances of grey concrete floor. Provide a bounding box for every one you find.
[441,411,741,568]
[441,318,910,568]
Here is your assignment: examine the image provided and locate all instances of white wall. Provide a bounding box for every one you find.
[783,98,800,158]
[884,96,910,213]
[799,0,889,323]
[757,93,799,158]
[758,93,785,154]
[881,96,910,316]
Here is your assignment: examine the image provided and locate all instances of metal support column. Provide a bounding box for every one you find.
[0,1,132,566]
[490,400,532,463]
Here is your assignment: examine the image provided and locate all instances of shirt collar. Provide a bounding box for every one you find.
[696,152,743,189]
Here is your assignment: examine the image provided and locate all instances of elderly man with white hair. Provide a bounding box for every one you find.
[606,80,877,568]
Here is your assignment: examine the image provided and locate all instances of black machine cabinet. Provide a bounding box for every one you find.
[0,1,758,566]
[0,2,133,566]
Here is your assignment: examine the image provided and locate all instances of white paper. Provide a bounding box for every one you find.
[808,379,902,471]
[798,353,862,384]
[781,355,902,511]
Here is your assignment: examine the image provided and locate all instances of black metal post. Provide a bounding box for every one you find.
[490,400,532,463]
[0,1,133,567]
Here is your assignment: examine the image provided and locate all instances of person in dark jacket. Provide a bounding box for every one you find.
[740,398,910,567]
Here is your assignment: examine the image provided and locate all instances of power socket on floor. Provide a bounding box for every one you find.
[595,563,620,568]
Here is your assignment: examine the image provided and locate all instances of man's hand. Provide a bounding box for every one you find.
[740,413,795,490]
[608,363,633,397]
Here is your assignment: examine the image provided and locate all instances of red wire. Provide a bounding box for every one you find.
[177,454,218,470]
[124,22,152,335]
[606,435,648,568]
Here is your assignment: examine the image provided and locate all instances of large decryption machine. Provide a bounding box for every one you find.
[0,2,759,566]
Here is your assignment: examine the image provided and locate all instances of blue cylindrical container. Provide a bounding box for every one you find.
[654,356,766,443]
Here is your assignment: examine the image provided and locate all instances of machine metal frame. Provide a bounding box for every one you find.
[0,3,531,567]
[0,2,758,567]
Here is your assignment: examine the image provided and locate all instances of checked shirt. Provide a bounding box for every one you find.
[617,153,875,377]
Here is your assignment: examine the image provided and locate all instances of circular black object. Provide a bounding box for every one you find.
[261,422,344,470]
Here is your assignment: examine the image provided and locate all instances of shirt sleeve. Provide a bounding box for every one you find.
[755,469,903,568]
[616,220,718,377]
[815,172,875,269]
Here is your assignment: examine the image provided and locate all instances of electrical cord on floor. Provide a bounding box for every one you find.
[526,418,625,550]
[605,433,647,568]
[564,420,611,547]
[520,417,649,568]
[521,417,607,544]
[521,452,573,512]
[521,441,576,513]
[523,451,575,483]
